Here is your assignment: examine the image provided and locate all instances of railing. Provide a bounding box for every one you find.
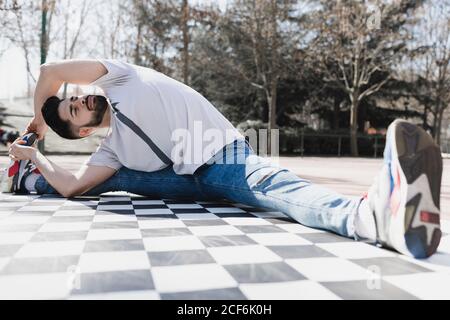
[281,129,386,158]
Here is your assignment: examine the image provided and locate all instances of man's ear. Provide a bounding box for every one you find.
[79,127,95,138]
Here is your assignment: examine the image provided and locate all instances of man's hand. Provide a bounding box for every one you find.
[9,140,37,162]
[24,116,48,140]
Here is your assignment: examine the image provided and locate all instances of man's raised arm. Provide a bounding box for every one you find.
[28,59,108,139]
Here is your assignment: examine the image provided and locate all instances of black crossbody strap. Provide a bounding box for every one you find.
[111,103,173,165]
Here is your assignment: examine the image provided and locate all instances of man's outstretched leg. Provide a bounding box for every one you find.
[196,120,443,258]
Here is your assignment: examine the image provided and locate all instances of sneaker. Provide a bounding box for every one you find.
[0,133,38,194]
[366,119,442,258]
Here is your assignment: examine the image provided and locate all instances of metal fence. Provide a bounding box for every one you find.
[279,128,387,157]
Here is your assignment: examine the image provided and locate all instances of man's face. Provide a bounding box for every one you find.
[58,95,108,136]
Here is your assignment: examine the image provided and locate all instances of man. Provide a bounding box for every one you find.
[3,59,443,259]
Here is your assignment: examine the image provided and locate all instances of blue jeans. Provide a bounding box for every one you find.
[35,140,362,237]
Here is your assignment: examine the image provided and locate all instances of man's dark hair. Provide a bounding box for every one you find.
[41,96,80,140]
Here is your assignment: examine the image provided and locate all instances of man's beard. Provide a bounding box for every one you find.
[85,95,108,127]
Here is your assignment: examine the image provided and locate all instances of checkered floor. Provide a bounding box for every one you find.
[1,192,450,300]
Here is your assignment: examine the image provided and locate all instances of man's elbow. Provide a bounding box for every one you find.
[61,189,76,198]
[40,63,50,73]
[39,62,59,75]
[39,64,53,79]
[61,185,82,198]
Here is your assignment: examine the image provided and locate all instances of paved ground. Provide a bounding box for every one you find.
[0,192,449,300]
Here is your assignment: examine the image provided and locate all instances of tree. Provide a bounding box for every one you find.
[312,0,423,156]
[217,0,296,150]
[410,0,450,145]
[1,1,42,97]
[181,0,189,84]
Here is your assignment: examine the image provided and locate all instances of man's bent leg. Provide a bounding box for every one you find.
[36,166,205,199]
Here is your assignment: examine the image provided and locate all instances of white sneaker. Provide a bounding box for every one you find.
[366,119,442,258]
[0,133,38,194]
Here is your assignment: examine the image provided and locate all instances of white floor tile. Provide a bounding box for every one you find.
[62,200,98,207]
[15,241,85,258]
[317,242,396,259]
[87,229,142,241]
[53,210,95,217]
[240,280,340,300]
[152,264,237,293]
[247,233,312,246]
[0,216,50,225]
[0,211,13,219]
[207,245,282,265]
[3,195,37,202]
[286,258,372,282]
[188,225,244,236]
[70,290,160,300]
[0,232,34,245]
[78,251,150,273]
[175,213,219,220]
[39,222,92,232]
[385,272,450,299]
[223,218,272,226]
[277,224,325,234]
[144,236,205,252]
[0,202,30,208]
[138,219,185,229]
[17,206,61,212]
[0,273,72,299]
[0,258,10,271]
[31,198,66,204]
[93,215,137,223]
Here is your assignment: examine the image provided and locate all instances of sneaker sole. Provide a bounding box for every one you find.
[390,120,442,258]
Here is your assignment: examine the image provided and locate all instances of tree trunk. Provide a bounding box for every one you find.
[267,80,278,155]
[333,96,342,130]
[422,104,429,131]
[181,0,189,85]
[432,100,440,142]
[134,22,142,65]
[435,107,445,146]
[38,0,49,154]
[350,96,359,157]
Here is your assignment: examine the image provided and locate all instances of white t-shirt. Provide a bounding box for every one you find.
[85,59,243,174]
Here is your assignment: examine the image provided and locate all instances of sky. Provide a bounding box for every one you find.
[0,0,229,100]
[0,0,445,100]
